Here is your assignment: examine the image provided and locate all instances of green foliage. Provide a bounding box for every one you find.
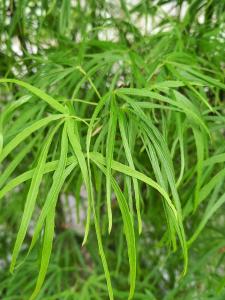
[0,0,225,299]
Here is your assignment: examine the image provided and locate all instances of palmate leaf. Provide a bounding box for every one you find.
[0,78,67,114]
[0,115,64,164]
[140,131,178,250]
[117,88,209,134]
[91,155,136,300]
[0,135,38,189]
[106,96,117,233]
[28,123,68,252]
[0,95,31,155]
[1,1,225,298]
[89,197,114,300]
[0,156,78,201]
[29,208,55,300]
[90,151,179,219]
[30,165,77,300]
[89,152,187,271]
[117,108,142,234]
[10,122,62,273]
[28,123,76,299]
[66,118,92,245]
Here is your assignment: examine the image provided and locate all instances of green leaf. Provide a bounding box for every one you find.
[0,114,64,163]
[0,156,77,201]
[66,118,92,245]
[0,78,67,113]
[10,123,62,273]
[28,123,68,252]
[29,208,55,300]
[91,156,136,300]
[90,151,188,274]
[106,97,117,233]
[117,108,142,234]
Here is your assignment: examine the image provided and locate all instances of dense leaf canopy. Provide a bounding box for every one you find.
[0,1,225,299]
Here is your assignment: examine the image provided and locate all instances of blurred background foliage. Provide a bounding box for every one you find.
[0,0,225,299]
